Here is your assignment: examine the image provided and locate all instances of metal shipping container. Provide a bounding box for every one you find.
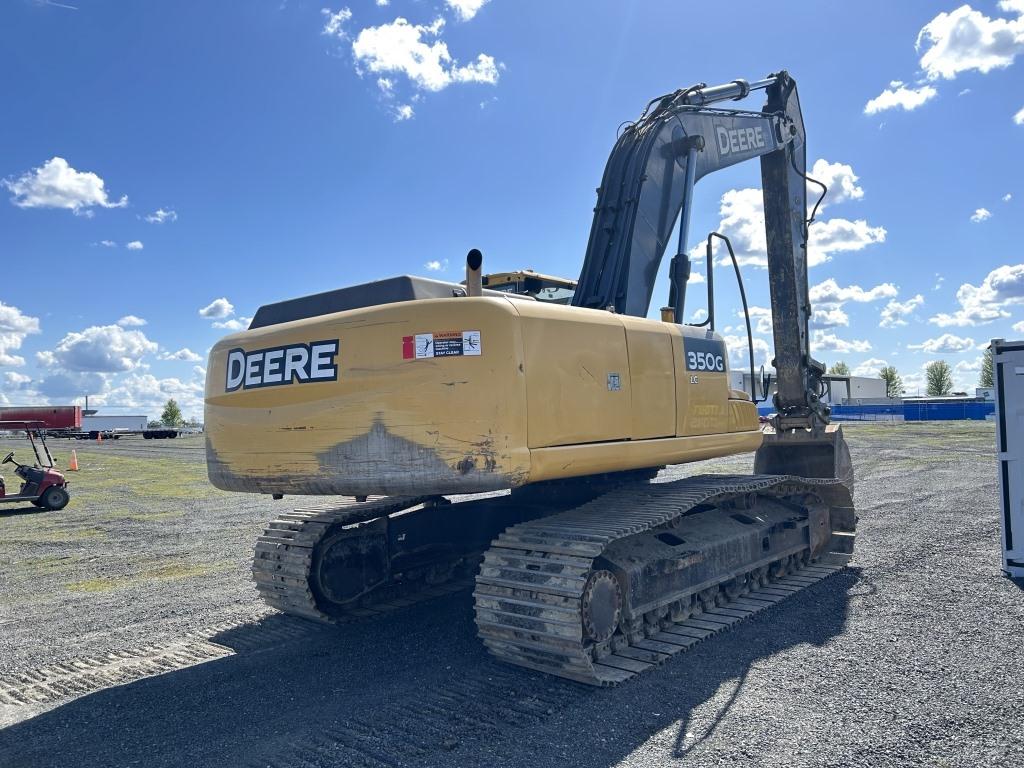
[994,339,1024,580]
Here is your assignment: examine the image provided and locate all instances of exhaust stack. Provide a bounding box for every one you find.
[466,249,483,297]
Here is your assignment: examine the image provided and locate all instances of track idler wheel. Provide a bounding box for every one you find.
[581,570,622,644]
[310,523,389,613]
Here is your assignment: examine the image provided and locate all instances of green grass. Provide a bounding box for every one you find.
[63,453,220,501]
[11,525,107,543]
[65,560,232,593]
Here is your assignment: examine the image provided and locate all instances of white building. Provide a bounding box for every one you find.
[82,414,148,432]
[730,372,887,404]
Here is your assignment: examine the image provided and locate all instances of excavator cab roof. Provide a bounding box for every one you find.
[481,270,577,305]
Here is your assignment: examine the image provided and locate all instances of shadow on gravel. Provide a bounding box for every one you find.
[0,571,860,768]
[0,504,46,518]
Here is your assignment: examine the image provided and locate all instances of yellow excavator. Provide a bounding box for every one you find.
[205,72,855,686]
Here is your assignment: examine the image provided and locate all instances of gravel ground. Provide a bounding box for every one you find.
[0,422,1021,768]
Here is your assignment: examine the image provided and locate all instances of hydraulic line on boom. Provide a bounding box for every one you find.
[572,72,831,435]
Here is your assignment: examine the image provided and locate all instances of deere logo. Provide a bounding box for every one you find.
[716,125,766,156]
[225,340,339,392]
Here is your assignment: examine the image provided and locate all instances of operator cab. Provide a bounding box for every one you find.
[482,270,576,305]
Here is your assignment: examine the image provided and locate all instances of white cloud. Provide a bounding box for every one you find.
[698,188,767,267]
[1014,320,1024,333]
[321,7,353,38]
[916,2,1024,80]
[810,278,898,305]
[1005,193,1014,202]
[144,207,177,224]
[880,294,924,328]
[745,306,773,335]
[445,0,489,21]
[0,303,42,367]
[126,240,144,250]
[99,372,205,419]
[1015,106,1024,124]
[808,218,886,261]
[376,0,389,6]
[954,356,983,375]
[424,258,448,272]
[0,370,40,406]
[864,82,937,114]
[959,87,972,96]
[393,103,414,121]
[908,333,976,354]
[852,357,889,377]
[212,316,253,331]
[701,165,885,269]
[811,331,872,354]
[351,17,499,93]
[929,263,1024,326]
[39,324,157,372]
[970,208,992,223]
[4,371,32,387]
[116,315,147,327]
[99,240,117,247]
[810,159,864,208]
[723,334,771,368]
[159,347,202,362]
[811,306,850,329]
[36,370,108,401]
[199,297,234,319]
[3,157,127,216]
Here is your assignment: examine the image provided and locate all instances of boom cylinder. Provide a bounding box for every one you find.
[680,77,775,107]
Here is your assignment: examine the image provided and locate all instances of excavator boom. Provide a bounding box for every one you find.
[574,72,828,433]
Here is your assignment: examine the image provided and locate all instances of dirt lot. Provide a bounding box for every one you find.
[0,422,1021,768]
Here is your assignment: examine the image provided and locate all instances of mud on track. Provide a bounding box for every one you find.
[0,423,1022,767]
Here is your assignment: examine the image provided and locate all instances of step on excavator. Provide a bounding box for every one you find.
[204,71,855,685]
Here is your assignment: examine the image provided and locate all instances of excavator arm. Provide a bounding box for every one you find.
[572,72,830,434]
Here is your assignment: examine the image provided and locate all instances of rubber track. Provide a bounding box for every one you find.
[474,473,854,686]
[252,495,463,623]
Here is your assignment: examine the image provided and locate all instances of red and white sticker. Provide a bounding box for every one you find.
[403,330,481,359]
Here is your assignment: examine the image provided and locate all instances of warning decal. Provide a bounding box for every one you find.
[403,331,482,359]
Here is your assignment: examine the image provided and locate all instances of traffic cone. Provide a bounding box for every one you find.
[68,450,79,471]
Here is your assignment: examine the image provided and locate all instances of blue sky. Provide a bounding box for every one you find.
[1,0,1022,418]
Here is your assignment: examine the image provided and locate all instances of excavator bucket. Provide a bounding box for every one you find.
[754,424,854,490]
[754,423,856,557]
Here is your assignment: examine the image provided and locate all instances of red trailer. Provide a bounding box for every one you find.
[0,406,81,431]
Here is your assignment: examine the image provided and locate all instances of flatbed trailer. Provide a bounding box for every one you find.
[50,428,181,440]
[45,430,183,442]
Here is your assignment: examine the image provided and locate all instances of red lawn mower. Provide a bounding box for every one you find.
[0,421,70,511]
